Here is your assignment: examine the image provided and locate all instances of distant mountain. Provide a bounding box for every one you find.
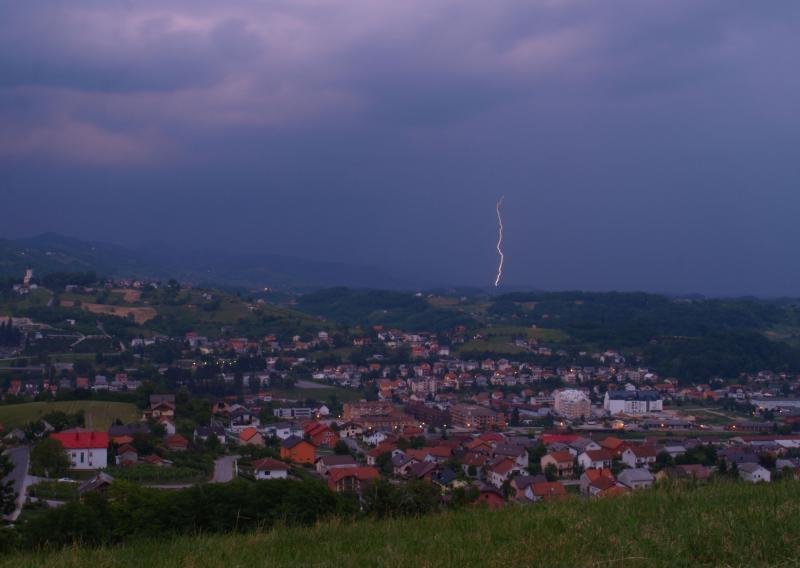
[0,233,156,279]
[0,233,406,290]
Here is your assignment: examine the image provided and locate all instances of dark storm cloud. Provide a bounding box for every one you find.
[1,0,800,294]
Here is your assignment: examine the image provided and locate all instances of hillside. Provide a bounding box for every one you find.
[0,233,404,290]
[4,481,800,567]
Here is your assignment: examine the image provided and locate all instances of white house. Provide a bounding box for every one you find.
[739,462,771,483]
[252,458,289,480]
[578,449,614,471]
[266,422,303,440]
[621,446,658,469]
[50,429,109,471]
[617,468,655,490]
[363,430,390,446]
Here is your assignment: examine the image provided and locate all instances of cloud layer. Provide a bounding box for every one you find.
[2,1,800,293]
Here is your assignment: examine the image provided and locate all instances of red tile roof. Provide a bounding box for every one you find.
[252,458,289,471]
[532,482,566,498]
[328,466,380,485]
[51,429,109,449]
[240,427,261,442]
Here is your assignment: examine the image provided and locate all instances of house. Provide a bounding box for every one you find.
[156,416,176,436]
[265,422,303,440]
[304,422,339,448]
[194,424,226,445]
[363,431,391,446]
[493,444,529,469]
[432,467,457,488]
[78,472,114,495]
[316,455,358,476]
[569,438,602,454]
[540,451,574,478]
[531,481,567,502]
[327,467,380,494]
[408,461,438,481]
[598,436,627,458]
[280,436,316,464]
[488,457,518,488]
[578,449,614,471]
[617,468,655,490]
[392,453,420,477]
[50,429,109,471]
[147,401,176,420]
[739,462,771,483]
[366,443,395,466]
[510,475,547,501]
[477,484,505,509]
[165,434,189,452]
[141,454,172,467]
[339,422,364,438]
[621,446,658,469]
[239,427,265,447]
[228,407,260,432]
[115,444,138,466]
[252,458,290,480]
[580,468,617,497]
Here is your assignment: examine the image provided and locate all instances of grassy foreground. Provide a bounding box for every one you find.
[5,480,800,567]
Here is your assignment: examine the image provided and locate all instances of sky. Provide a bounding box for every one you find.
[1,1,800,295]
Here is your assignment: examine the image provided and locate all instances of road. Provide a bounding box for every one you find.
[2,445,31,522]
[212,455,239,483]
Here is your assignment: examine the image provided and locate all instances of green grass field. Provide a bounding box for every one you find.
[4,480,800,567]
[458,325,568,355]
[0,400,138,430]
[271,383,363,403]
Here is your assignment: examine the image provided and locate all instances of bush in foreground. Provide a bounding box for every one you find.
[5,480,800,567]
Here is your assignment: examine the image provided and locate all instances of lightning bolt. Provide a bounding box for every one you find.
[494,195,505,287]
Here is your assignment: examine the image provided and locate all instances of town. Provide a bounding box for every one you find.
[3,272,800,537]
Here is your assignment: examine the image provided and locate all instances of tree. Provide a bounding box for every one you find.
[0,453,16,516]
[375,452,393,476]
[654,450,674,472]
[30,438,70,478]
[544,463,558,482]
[334,440,351,455]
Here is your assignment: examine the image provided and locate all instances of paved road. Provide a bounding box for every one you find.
[2,445,30,522]
[212,455,239,483]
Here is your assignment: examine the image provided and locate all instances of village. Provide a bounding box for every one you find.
[3,277,800,524]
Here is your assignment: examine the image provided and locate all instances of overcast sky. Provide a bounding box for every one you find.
[1,1,799,295]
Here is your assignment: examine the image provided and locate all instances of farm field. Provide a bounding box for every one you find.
[0,400,139,430]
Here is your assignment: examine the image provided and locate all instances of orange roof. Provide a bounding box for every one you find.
[491,458,515,475]
[532,482,566,497]
[545,451,574,464]
[600,486,629,497]
[584,468,614,482]
[240,427,261,441]
[599,436,625,450]
[165,434,188,447]
[584,449,614,461]
[328,466,380,485]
